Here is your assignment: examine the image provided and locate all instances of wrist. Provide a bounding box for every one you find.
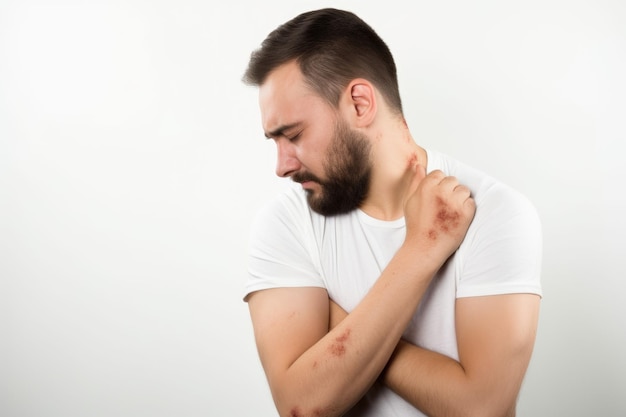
[398,238,446,275]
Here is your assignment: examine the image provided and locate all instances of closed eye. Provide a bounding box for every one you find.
[287,132,302,142]
[264,122,303,141]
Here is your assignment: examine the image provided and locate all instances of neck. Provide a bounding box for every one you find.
[359,124,428,221]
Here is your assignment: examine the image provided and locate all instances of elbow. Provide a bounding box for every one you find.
[271,377,354,417]
[274,390,344,417]
[274,390,345,417]
[277,404,341,417]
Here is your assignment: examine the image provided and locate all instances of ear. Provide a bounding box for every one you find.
[342,79,377,128]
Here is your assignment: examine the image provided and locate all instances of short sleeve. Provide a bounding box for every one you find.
[244,190,325,301]
[456,184,543,298]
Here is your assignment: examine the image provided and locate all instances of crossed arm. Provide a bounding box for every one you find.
[247,245,441,417]
[249,287,539,417]
[330,294,540,417]
[247,169,540,416]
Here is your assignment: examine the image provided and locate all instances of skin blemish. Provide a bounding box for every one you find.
[407,152,418,168]
[313,406,333,417]
[290,406,332,417]
[328,328,351,357]
[435,197,460,233]
[289,407,302,417]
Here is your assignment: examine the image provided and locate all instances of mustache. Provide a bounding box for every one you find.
[292,171,324,184]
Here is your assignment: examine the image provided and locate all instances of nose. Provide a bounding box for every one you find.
[275,139,301,178]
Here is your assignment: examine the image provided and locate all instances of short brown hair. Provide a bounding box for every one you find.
[243,8,403,115]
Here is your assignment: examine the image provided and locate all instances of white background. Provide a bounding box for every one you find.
[1,0,625,416]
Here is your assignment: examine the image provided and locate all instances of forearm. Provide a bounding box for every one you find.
[272,244,440,417]
[382,340,519,417]
[254,168,477,417]
[382,293,539,417]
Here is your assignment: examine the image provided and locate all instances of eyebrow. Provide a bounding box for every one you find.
[264,122,302,139]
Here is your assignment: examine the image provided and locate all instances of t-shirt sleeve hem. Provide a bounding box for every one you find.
[456,284,542,299]
[243,281,327,302]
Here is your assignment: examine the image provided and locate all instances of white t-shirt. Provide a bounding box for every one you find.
[244,149,542,416]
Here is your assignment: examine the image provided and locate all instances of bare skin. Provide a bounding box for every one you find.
[248,60,539,417]
[329,294,539,417]
[249,165,475,417]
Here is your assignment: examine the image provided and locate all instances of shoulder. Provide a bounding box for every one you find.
[249,186,333,262]
[427,149,540,230]
[246,186,327,299]
[427,151,544,296]
[252,186,314,234]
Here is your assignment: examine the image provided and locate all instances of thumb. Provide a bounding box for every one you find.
[407,163,427,195]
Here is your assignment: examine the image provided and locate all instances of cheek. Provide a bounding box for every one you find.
[300,144,328,171]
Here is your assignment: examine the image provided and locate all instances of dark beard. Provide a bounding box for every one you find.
[293,120,372,216]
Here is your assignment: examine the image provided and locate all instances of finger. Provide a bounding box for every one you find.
[464,195,476,214]
[407,164,427,195]
[453,184,472,198]
[422,169,445,187]
[438,175,459,189]
[427,169,445,179]
[415,164,427,182]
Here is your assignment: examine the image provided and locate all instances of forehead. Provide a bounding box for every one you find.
[258,61,331,134]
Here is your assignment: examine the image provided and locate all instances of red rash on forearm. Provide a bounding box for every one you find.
[328,328,351,357]
[289,407,302,417]
[290,404,336,416]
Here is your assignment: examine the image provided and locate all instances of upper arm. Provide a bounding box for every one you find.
[247,287,330,386]
[451,185,542,413]
[455,293,540,411]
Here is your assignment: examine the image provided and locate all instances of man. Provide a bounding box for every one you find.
[242,8,542,417]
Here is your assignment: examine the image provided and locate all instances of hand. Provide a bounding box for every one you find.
[403,164,475,263]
